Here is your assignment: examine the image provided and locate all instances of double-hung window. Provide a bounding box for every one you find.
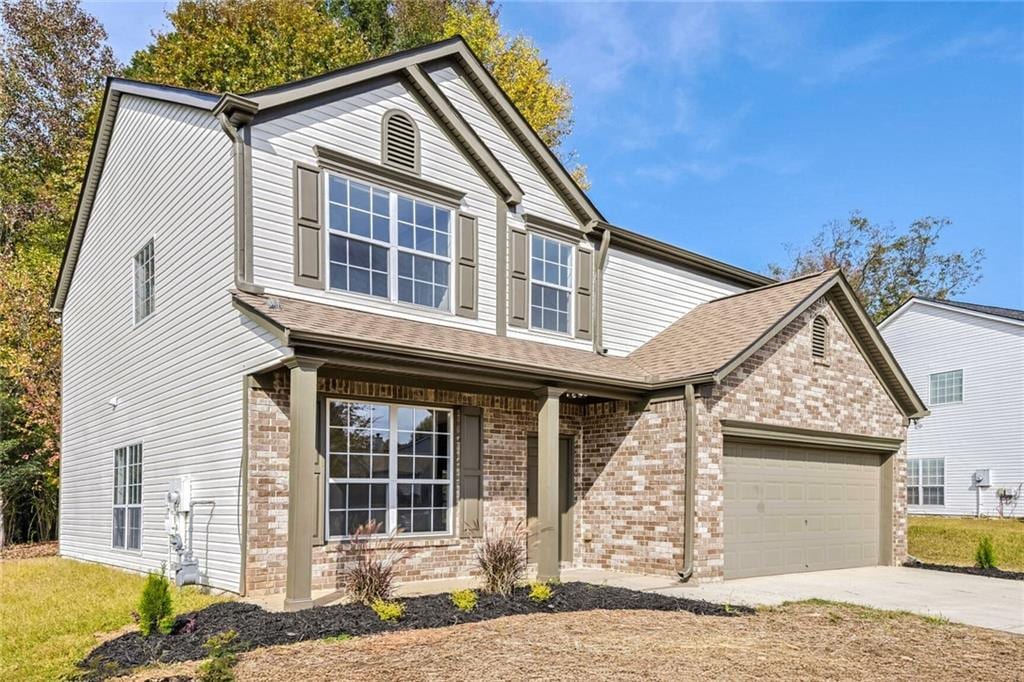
[929,369,963,405]
[907,458,944,506]
[326,174,452,311]
[529,234,573,334]
[326,400,452,538]
[113,444,143,550]
[133,239,154,323]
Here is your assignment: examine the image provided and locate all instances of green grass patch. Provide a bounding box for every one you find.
[908,516,1024,570]
[0,556,228,681]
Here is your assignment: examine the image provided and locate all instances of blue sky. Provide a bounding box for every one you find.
[85,1,1023,308]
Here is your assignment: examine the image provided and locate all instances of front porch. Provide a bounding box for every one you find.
[243,358,690,610]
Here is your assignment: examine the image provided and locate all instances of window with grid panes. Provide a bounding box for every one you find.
[112,444,142,550]
[529,234,573,334]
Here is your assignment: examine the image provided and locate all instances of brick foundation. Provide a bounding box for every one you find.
[245,293,907,595]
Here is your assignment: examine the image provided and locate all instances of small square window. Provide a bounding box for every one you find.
[929,370,963,405]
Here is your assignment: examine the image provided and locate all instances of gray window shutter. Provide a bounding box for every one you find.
[455,214,478,318]
[313,398,325,546]
[575,249,594,340]
[294,164,324,289]
[508,228,528,328]
[459,406,484,537]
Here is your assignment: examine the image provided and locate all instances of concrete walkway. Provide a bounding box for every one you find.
[565,566,1024,634]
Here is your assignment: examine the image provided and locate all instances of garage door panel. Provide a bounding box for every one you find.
[724,440,881,579]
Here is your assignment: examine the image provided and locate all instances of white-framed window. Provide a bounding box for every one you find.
[907,458,944,506]
[529,233,573,334]
[326,173,452,311]
[133,239,155,323]
[326,400,452,538]
[113,444,143,550]
[929,369,963,405]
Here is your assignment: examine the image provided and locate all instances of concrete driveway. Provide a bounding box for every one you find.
[563,566,1024,634]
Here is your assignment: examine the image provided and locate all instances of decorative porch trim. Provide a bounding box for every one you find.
[720,419,904,453]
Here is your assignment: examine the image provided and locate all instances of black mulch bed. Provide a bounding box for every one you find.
[904,559,1024,581]
[78,582,752,679]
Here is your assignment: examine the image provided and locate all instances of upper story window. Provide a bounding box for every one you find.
[811,315,828,360]
[929,369,963,405]
[133,239,154,324]
[326,400,452,538]
[382,110,419,173]
[529,234,573,334]
[327,173,451,311]
[907,458,944,506]
[112,443,142,550]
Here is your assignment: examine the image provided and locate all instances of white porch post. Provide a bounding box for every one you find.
[535,387,564,581]
[284,357,322,611]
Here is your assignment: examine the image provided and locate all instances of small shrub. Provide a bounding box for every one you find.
[528,581,552,603]
[197,630,239,682]
[450,588,478,612]
[342,519,410,604]
[475,522,527,596]
[138,572,173,637]
[324,633,352,643]
[371,598,405,622]
[975,536,997,569]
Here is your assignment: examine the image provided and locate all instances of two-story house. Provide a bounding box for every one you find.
[880,297,1024,518]
[52,37,927,610]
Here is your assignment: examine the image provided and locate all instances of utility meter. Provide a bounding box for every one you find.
[973,469,991,487]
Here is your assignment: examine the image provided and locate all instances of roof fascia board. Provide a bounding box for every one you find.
[600,222,774,289]
[881,297,1024,330]
[109,78,220,110]
[712,274,841,382]
[246,39,465,111]
[402,65,523,206]
[443,45,604,226]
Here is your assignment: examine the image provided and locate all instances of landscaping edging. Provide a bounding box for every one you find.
[904,559,1024,581]
[78,582,752,679]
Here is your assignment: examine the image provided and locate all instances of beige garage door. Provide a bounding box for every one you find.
[724,441,882,579]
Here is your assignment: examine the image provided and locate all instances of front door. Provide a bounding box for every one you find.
[526,436,574,563]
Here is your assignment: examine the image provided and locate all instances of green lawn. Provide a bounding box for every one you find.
[0,556,228,681]
[908,516,1024,571]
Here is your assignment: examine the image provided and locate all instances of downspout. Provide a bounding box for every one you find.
[215,96,263,295]
[592,227,612,354]
[678,383,697,581]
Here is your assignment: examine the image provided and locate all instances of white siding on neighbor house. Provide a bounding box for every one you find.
[881,302,1024,518]
[60,95,286,592]
[601,247,745,357]
[248,72,594,351]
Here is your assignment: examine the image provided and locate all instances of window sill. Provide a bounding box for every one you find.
[324,535,463,550]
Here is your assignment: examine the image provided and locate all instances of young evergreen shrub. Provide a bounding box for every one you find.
[138,572,173,637]
[449,588,478,612]
[371,598,405,622]
[975,536,997,569]
[528,581,553,603]
[343,520,410,605]
[475,522,527,597]
[197,630,239,682]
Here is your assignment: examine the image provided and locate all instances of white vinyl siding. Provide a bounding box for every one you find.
[601,247,745,356]
[881,301,1024,517]
[60,95,287,591]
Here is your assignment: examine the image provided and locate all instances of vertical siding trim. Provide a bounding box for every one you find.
[495,199,508,336]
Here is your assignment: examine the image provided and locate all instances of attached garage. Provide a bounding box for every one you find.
[721,422,900,580]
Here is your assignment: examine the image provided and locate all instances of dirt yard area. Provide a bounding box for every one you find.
[0,540,57,560]
[126,601,1022,681]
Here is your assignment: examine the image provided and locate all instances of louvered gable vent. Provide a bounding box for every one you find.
[383,110,419,173]
[811,315,828,359]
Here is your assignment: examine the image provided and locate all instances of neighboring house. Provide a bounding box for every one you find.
[52,37,927,609]
[880,297,1024,518]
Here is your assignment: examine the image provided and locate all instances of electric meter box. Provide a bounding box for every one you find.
[973,469,991,487]
[168,476,192,511]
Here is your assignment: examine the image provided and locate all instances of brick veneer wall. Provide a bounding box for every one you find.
[245,294,908,593]
[245,373,582,595]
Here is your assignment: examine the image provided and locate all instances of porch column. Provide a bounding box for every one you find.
[535,387,564,581]
[284,357,322,611]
